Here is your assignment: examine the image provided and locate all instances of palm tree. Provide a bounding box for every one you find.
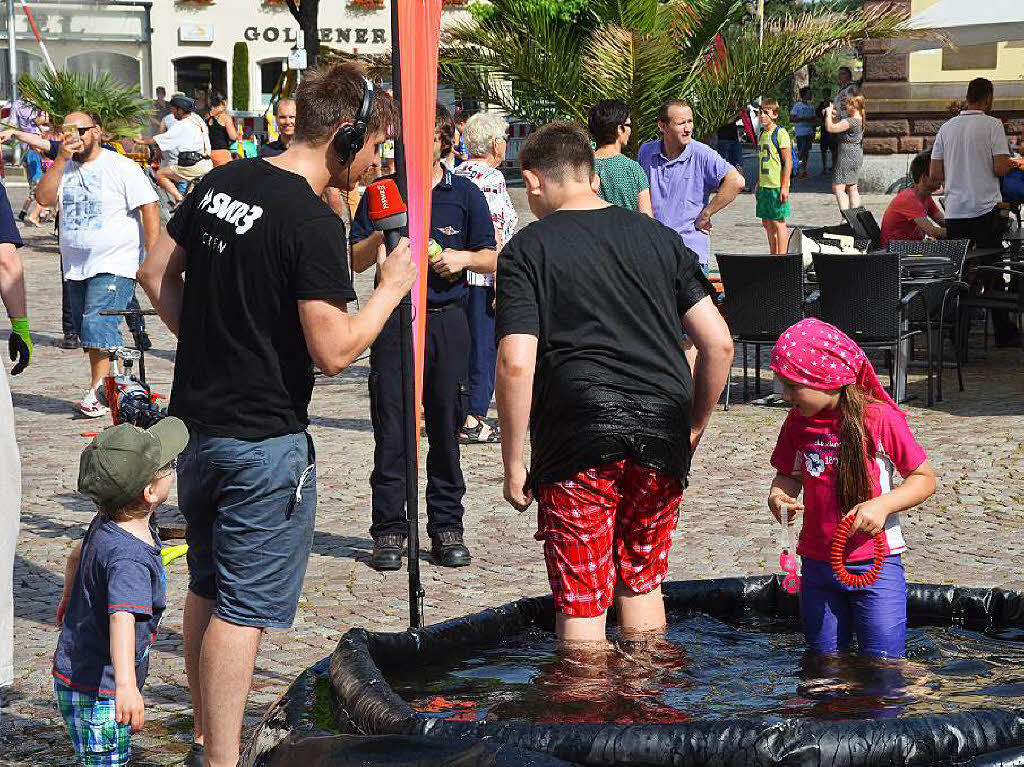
[16,70,152,139]
[440,0,921,146]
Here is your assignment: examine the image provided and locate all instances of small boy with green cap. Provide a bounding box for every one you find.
[53,417,188,766]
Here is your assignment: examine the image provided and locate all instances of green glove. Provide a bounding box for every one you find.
[9,317,31,375]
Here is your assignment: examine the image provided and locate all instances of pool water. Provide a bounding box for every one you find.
[389,611,1024,724]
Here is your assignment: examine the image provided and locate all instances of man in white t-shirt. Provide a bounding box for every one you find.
[36,111,160,416]
[930,77,1017,346]
[142,96,212,205]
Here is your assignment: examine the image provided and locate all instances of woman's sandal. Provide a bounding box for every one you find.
[458,416,501,444]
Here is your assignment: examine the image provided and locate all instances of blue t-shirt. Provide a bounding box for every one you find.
[0,185,23,248]
[350,169,496,306]
[53,515,166,697]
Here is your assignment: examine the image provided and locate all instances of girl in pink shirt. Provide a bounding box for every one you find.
[767,319,935,658]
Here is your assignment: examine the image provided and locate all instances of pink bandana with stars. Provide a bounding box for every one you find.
[769,318,901,412]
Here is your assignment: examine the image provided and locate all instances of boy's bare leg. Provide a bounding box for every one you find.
[775,221,788,255]
[614,582,666,636]
[555,611,608,643]
[199,616,262,767]
[762,219,775,253]
[183,590,215,747]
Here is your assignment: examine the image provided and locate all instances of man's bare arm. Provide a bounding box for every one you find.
[929,159,944,186]
[351,232,384,273]
[137,231,187,336]
[495,333,538,510]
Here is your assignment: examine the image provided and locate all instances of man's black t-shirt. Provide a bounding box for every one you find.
[166,158,356,439]
[496,205,714,489]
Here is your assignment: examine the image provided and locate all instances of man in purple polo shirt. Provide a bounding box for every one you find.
[638,99,745,275]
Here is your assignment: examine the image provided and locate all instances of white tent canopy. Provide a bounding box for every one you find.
[896,0,1024,53]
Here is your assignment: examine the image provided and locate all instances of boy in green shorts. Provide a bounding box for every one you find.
[755,99,792,254]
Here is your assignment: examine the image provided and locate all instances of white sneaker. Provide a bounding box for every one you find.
[76,395,109,419]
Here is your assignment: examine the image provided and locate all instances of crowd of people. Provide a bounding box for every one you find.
[0,57,1022,767]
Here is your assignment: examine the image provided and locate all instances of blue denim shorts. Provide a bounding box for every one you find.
[177,430,317,628]
[800,555,906,658]
[65,274,135,350]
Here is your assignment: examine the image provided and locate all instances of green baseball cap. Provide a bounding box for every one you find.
[78,417,189,509]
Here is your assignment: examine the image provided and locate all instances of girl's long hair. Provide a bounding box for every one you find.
[837,384,875,514]
[845,94,867,125]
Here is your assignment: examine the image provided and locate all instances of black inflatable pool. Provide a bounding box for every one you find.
[256,576,1024,767]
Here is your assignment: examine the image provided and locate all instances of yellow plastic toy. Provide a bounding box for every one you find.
[161,544,189,567]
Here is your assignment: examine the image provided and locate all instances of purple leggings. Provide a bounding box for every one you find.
[800,555,906,658]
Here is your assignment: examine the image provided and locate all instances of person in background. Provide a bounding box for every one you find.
[151,86,169,135]
[588,99,652,216]
[36,111,159,417]
[825,94,866,212]
[454,111,518,444]
[207,92,238,167]
[259,98,297,158]
[715,116,744,174]
[452,111,470,166]
[817,88,837,176]
[350,103,496,572]
[755,99,792,255]
[835,66,860,119]
[0,180,31,705]
[930,77,1018,347]
[160,92,184,134]
[880,151,945,247]
[638,99,745,276]
[139,96,212,206]
[790,87,817,179]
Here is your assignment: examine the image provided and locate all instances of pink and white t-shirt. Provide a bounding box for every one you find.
[453,159,517,287]
[770,403,927,563]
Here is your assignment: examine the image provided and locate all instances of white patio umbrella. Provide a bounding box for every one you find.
[895,0,1024,52]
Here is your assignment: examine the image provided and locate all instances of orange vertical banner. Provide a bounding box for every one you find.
[396,0,443,455]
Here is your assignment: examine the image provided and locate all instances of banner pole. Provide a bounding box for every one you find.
[390,0,424,630]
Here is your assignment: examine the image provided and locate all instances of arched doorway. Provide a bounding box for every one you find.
[67,52,141,91]
[173,57,227,112]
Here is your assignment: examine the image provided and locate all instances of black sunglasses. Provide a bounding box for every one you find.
[62,125,95,137]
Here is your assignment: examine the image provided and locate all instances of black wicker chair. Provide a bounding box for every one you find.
[717,253,807,408]
[811,251,933,406]
[841,207,883,250]
[957,262,1024,356]
[886,239,969,401]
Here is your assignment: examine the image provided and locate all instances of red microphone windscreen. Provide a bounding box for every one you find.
[366,179,407,221]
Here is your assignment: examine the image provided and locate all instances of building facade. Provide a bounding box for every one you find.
[3,0,473,113]
[860,0,1024,190]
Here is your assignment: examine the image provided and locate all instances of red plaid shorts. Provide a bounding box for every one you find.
[535,459,683,618]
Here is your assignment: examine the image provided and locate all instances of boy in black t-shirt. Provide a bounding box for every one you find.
[495,123,733,645]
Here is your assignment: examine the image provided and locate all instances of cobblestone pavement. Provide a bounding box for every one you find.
[1,173,1022,765]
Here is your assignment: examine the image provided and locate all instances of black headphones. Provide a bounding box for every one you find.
[333,77,376,165]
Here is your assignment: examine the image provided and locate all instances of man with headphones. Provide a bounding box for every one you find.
[139,63,414,767]
[350,103,497,571]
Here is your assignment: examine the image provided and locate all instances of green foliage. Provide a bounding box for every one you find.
[16,70,152,139]
[469,0,591,24]
[232,42,250,111]
[441,0,920,150]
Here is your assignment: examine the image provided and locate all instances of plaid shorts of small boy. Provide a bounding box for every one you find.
[54,680,132,766]
[535,458,683,618]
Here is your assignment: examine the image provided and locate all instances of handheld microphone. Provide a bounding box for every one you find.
[366,178,408,254]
